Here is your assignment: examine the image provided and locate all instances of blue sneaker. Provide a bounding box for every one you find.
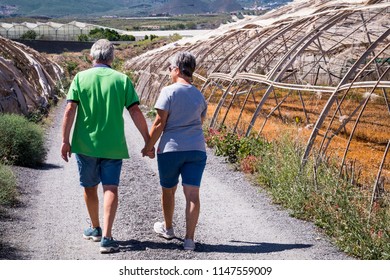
[83,226,102,242]
[100,237,119,253]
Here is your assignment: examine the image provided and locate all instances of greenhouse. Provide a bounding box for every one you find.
[0,21,97,40]
[127,0,390,193]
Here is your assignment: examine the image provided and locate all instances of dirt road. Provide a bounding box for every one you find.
[0,99,351,260]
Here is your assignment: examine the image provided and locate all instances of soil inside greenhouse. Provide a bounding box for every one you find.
[204,94,390,190]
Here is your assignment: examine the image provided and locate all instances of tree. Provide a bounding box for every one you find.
[120,34,135,41]
[78,34,89,42]
[150,34,158,41]
[89,28,120,41]
[20,30,37,40]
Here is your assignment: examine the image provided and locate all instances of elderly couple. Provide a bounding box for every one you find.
[61,39,207,253]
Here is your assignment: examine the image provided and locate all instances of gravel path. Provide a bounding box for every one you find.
[0,99,352,260]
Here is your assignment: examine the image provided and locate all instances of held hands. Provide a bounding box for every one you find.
[61,142,155,161]
[142,146,155,159]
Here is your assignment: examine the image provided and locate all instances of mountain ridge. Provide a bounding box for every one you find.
[0,0,292,17]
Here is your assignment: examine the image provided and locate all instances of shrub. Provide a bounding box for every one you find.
[149,34,158,41]
[78,34,89,42]
[26,105,49,123]
[146,108,157,119]
[89,28,121,41]
[120,34,136,41]
[240,155,259,174]
[20,30,37,40]
[0,163,17,206]
[0,114,47,167]
[204,128,239,163]
[237,135,270,160]
[204,127,269,164]
[214,131,240,163]
[65,61,78,76]
[111,58,124,71]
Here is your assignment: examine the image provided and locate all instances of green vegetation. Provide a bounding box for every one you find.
[204,127,390,259]
[76,28,137,42]
[20,30,37,40]
[0,114,47,167]
[0,163,17,206]
[143,34,158,41]
[65,60,79,76]
[88,28,136,41]
[120,34,136,41]
[146,108,157,119]
[26,106,50,124]
[92,14,233,31]
[77,34,89,42]
[205,127,270,164]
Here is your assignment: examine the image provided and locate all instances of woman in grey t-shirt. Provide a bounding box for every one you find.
[143,51,207,251]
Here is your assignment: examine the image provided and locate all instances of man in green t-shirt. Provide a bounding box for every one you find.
[61,39,153,253]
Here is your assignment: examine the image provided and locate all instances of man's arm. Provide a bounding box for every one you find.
[128,103,151,143]
[61,102,77,162]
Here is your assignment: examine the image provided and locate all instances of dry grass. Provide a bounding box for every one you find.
[206,86,390,189]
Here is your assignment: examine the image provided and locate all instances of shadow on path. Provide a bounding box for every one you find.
[38,163,63,170]
[117,239,312,254]
[0,242,27,260]
[198,240,312,254]
[118,239,183,252]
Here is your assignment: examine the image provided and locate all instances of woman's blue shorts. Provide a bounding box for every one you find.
[157,151,207,188]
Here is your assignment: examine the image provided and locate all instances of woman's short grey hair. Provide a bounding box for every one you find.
[169,51,196,78]
[90,39,114,63]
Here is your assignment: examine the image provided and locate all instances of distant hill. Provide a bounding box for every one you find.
[153,0,243,14]
[153,0,212,15]
[0,0,292,17]
[210,0,243,13]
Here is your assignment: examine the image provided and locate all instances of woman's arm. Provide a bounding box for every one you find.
[143,109,168,154]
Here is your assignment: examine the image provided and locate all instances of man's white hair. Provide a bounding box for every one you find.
[90,39,114,63]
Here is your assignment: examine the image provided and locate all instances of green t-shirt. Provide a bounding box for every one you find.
[67,66,139,159]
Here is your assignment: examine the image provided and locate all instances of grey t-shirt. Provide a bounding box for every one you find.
[154,82,207,153]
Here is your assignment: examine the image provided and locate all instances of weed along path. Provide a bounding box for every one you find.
[1,99,351,260]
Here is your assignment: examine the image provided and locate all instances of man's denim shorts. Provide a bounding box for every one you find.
[75,154,123,187]
[157,151,207,188]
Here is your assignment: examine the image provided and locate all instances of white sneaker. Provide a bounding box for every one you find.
[153,222,175,239]
[183,239,196,250]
